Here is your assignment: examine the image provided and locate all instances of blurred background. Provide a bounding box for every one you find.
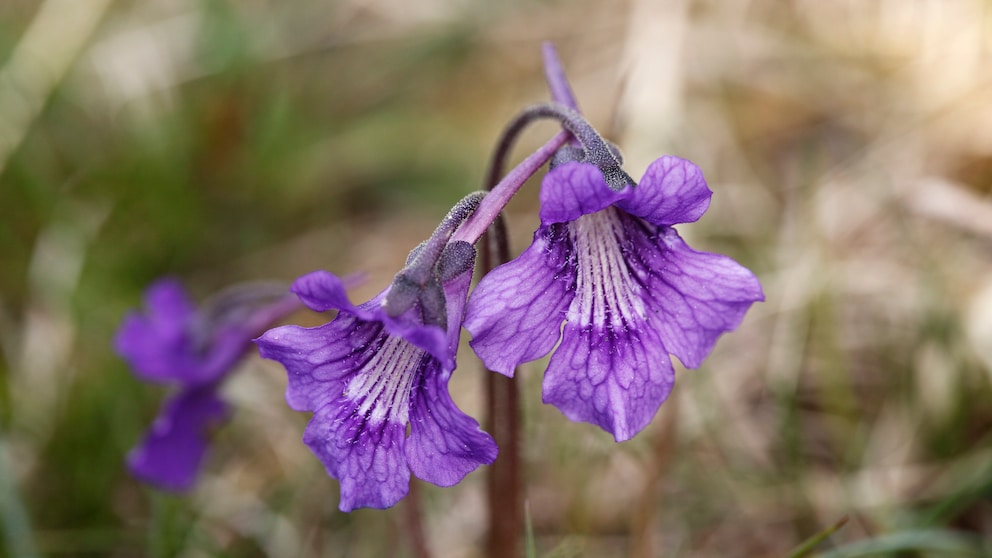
[2,0,992,556]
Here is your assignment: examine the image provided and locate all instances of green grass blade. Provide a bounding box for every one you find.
[817,529,988,558]
[787,515,849,558]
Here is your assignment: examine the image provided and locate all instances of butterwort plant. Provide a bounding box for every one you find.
[117,41,763,524]
[115,279,301,490]
[464,148,764,441]
[255,193,498,512]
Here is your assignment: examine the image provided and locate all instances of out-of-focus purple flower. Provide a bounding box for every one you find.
[256,250,497,511]
[115,279,298,490]
[464,157,764,442]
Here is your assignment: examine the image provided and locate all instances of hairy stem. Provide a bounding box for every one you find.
[451,131,569,245]
[513,103,634,190]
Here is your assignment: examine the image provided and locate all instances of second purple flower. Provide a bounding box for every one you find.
[464,156,764,442]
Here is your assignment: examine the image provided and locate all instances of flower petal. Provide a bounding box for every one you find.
[115,315,189,384]
[146,278,197,323]
[633,226,764,368]
[405,367,497,486]
[616,155,712,226]
[291,270,363,314]
[542,322,674,442]
[464,225,576,376]
[304,398,410,511]
[115,280,198,384]
[127,386,228,491]
[539,162,630,225]
[255,320,380,412]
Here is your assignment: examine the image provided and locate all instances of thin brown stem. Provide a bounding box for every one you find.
[483,214,521,558]
[631,391,679,558]
[482,100,523,557]
[403,480,432,558]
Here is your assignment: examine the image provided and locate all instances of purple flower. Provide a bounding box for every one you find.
[115,279,296,490]
[255,263,497,512]
[463,157,764,442]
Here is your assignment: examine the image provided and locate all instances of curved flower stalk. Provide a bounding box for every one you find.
[115,279,301,490]
[256,193,497,512]
[464,157,764,442]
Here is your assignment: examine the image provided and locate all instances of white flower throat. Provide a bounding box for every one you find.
[345,334,424,424]
[568,207,645,330]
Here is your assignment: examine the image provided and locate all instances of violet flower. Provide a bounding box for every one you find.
[463,157,764,442]
[115,279,299,490]
[256,194,497,512]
